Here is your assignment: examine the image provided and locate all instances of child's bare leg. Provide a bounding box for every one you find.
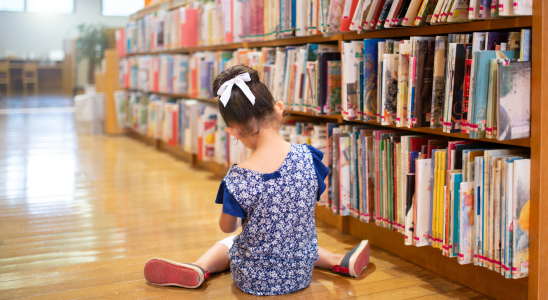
[193,243,231,273]
[315,246,344,270]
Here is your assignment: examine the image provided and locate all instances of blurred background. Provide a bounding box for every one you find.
[0,0,145,100]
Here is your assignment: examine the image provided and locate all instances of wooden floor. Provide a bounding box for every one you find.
[0,102,491,299]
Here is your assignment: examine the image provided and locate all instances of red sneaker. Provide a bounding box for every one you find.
[333,240,370,277]
[144,258,210,288]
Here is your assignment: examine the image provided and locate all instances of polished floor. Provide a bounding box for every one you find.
[0,96,490,299]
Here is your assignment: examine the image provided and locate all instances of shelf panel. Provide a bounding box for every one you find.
[344,16,532,40]
[246,34,341,48]
[142,91,218,104]
[352,120,531,147]
[285,110,342,121]
[122,17,531,57]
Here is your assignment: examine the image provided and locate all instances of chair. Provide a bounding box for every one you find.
[22,62,39,96]
[0,61,10,97]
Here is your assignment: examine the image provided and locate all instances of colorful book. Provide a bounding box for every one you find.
[512,159,530,279]
[497,61,531,141]
[397,43,411,127]
[412,38,435,128]
[363,39,385,122]
[431,36,448,129]
[415,158,433,246]
[458,181,475,264]
[381,54,399,125]
[327,61,343,115]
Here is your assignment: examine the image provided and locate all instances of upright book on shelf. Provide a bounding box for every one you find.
[497,61,531,141]
[363,39,385,122]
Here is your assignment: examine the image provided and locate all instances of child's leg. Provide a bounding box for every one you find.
[193,243,231,273]
[315,246,344,270]
[317,240,370,278]
[144,236,236,288]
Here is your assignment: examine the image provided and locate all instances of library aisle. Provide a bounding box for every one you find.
[0,100,489,300]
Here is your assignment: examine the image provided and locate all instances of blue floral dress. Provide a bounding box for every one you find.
[215,144,329,296]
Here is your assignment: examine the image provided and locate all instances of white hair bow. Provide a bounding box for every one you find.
[216,72,256,107]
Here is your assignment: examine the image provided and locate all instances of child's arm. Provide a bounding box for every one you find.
[219,213,241,233]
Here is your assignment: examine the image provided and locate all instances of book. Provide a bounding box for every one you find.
[470,50,516,138]
[458,181,475,264]
[397,43,411,128]
[327,61,343,115]
[319,52,342,115]
[512,159,530,279]
[497,61,531,141]
[415,158,433,246]
[448,43,468,133]
[431,36,448,129]
[343,42,364,120]
[412,38,435,128]
[363,39,385,122]
[381,54,399,125]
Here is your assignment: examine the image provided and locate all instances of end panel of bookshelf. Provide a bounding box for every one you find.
[344,17,533,41]
[340,217,528,300]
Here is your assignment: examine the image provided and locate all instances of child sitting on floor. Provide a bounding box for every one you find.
[144,65,370,296]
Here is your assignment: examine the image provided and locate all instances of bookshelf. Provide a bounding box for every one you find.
[117,3,545,299]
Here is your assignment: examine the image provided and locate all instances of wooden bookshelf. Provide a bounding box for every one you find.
[120,4,546,299]
[123,17,531,58]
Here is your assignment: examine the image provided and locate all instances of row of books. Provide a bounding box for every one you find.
[118,49,261,99]
[325,124,530,278]
[115,0,533,55]
[120,29,531,141]
[114,91,326,170]
[340,29,531,141]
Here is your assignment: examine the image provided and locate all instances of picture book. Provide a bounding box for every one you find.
[397,43,411,128]
[415,158,433,246]
[431,36,448,129]
[363,39,385,122]
[497,61,531,141]
[340,136,352,216]
[512,159,530,279]
[459,181,475,264]
[381,54,399,125]
[327,61,343,115]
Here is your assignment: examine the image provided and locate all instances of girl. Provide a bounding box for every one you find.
[144,65,370,296]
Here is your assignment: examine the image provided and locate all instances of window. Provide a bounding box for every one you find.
[0,0,24,12]
[0,0,73,13]
[102,0,144,17]
[26,0,73,14]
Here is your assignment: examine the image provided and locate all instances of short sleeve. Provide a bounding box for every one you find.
[215,180,246,221]
[306,145,330,201]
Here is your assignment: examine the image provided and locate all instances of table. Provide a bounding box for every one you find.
[1,59,64,92]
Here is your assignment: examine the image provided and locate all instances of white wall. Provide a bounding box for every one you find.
[0,0,129,57]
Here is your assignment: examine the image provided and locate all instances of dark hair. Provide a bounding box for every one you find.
[212,65,278,137]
